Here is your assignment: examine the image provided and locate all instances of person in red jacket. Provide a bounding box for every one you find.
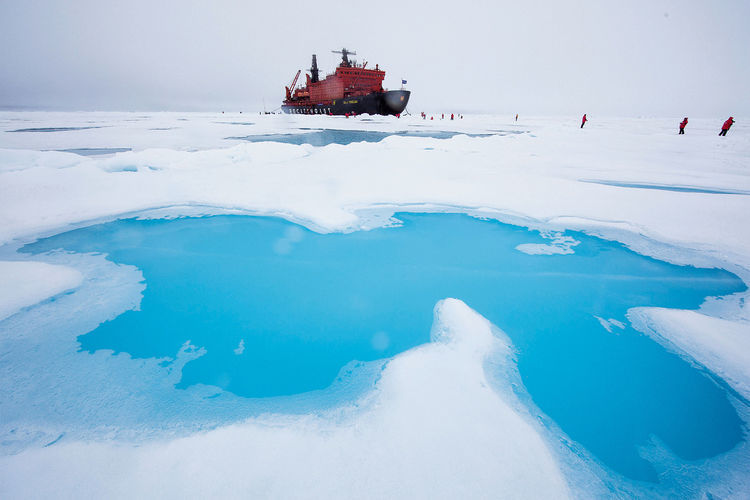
[679,117,688,134]
[719,117,735,136]
[581,114,587,128]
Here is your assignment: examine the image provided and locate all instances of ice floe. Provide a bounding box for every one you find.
[516,231,580,255]
[595,316,626,333]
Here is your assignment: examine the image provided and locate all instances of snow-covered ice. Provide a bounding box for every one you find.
[1,111,750,498]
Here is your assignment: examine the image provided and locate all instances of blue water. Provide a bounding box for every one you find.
[22,213,746,482]
[214,121,255,126]
[581,179,750,196]
[228,129,496,146]
[7,126,104,133]
[56,148,132,156]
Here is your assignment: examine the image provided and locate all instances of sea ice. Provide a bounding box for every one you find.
[515,231,580,255]
[1,112,750,498]
[595,316,626,333]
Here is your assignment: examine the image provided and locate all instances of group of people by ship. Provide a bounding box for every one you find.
[419,112,463,121]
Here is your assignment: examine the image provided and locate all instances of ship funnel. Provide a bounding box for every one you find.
[310,54,319,83]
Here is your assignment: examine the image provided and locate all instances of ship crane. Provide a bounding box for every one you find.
[332,48,356,67]
[285,69,301,100]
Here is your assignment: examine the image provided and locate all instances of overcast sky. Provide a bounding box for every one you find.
[1,0,748,116]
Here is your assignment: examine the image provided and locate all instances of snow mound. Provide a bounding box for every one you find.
[0,261,83,322]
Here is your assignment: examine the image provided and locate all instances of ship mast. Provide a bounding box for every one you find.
[331,48,356,67]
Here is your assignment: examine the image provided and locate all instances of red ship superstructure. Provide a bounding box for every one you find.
[282,49,410,116]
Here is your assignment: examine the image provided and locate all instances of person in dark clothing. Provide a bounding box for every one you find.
[719,117,735,136]
[581,114,587,128]
[679,117,688,134]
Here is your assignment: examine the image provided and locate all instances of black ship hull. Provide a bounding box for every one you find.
[282,90,410,116]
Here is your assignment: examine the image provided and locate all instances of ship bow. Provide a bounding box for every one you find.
[381,90,410,115]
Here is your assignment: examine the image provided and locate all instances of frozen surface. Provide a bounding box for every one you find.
[0,261,82,322]
[1,112,750,498]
